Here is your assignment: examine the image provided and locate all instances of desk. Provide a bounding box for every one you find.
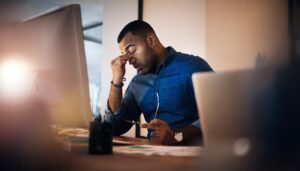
[60,136,201,171]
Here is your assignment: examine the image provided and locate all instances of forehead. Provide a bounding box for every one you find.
[119,32,144,52]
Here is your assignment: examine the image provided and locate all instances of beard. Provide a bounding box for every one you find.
[140,47,158,75]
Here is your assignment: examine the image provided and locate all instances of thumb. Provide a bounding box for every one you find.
[141,123,150,128]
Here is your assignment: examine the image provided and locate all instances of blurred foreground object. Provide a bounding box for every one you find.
[258,65,300,170]
[194,64,300,171]
[0,96,69,171]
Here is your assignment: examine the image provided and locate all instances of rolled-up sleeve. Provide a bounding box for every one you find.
[105,84,141,136]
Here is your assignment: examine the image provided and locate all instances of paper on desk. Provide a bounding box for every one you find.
[114,145,203,157]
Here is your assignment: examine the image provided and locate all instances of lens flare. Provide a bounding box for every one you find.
[0,59,35,100]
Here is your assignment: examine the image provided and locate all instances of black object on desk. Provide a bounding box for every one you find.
[89,115,113,155]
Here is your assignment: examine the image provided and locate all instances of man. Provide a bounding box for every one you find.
[105,20,213,145]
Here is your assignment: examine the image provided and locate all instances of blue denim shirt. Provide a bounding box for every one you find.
[105,47,213,137]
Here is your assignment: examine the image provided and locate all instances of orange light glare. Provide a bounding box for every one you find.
[0,59,35,100]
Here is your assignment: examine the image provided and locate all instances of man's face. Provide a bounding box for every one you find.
[119,32,157,74]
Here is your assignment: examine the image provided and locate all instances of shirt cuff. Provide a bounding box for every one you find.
[104,101,124,123]
[104,107,113,122]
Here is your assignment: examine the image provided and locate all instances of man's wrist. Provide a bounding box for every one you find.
[112,76,124,84]
[111,81,124,89]
[166,129,182,145]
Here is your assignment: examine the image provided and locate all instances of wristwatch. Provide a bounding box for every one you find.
[111,81,124,89]
[174,131,183,143]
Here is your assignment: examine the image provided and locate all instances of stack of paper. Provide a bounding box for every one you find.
[114,145,203,157]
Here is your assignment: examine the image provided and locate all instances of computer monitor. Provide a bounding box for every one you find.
[8,4,93,128]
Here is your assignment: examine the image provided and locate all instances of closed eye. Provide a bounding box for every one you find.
[127,46,136,55]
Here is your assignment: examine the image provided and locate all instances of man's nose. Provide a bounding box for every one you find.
[129,57,136,65]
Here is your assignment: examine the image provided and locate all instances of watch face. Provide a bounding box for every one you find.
[175,132,183,142]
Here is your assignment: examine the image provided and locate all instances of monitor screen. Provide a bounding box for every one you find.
[5,4,93,128]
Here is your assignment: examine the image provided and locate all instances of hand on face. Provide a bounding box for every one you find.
[141,118,177,145]
[110,54,132,84]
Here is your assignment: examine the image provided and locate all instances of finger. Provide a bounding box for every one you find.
[111,59,125,66]
[150,136,160,141]
[119,57,131,63]
[126,53,133,58]
[120,60,127,65]
[141,124,158,130]
[112,54,127,62]
[111,59,117,65]
[150,119,163,127]
[119,54,132,60]
[150,131,160,138]
[118,58,129,64]
[150,137,162,145]
[119,58,132,67]
[141,123,150,129]
[141,123,159,131]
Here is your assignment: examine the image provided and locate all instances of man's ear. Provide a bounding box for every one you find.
[146,32,157,47]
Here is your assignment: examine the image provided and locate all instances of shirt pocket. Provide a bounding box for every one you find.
[159,77,188,111]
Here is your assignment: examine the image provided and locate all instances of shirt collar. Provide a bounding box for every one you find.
[156,46,176,73]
